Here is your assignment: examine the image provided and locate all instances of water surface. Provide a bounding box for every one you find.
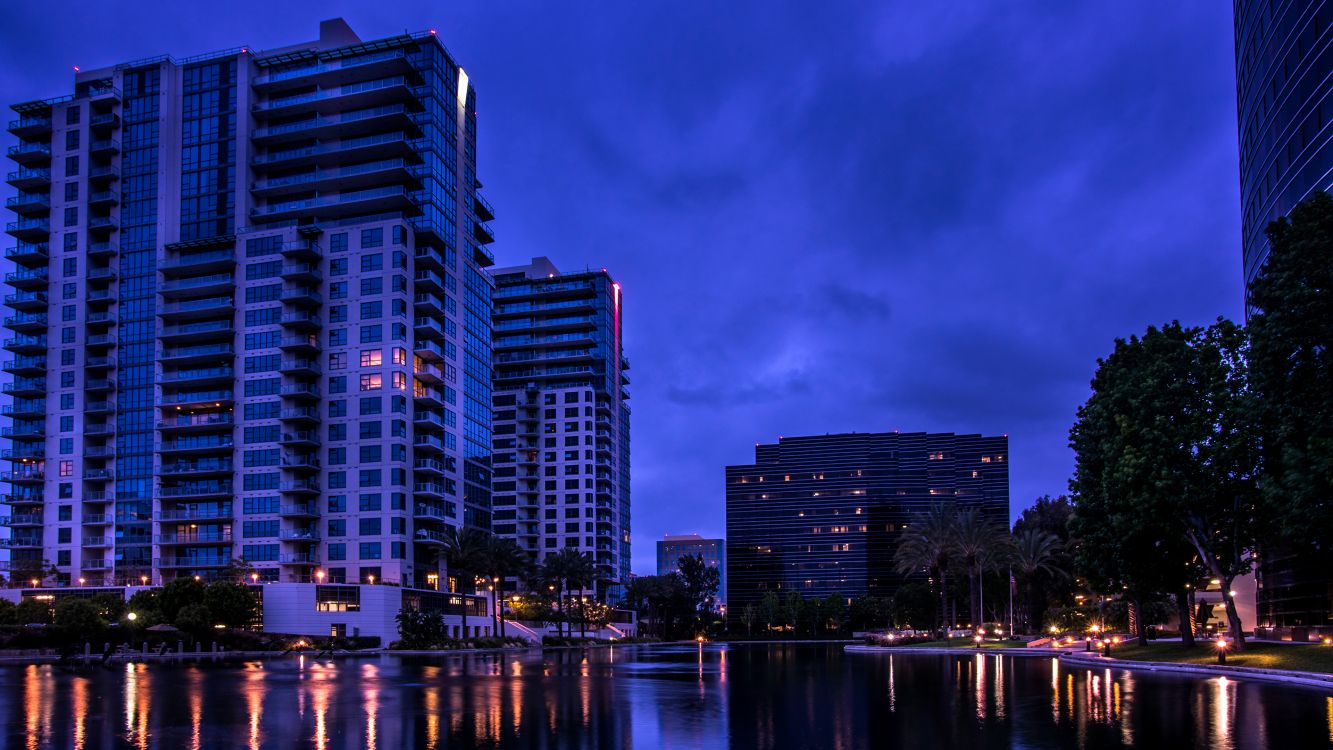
[0,643,1329,748]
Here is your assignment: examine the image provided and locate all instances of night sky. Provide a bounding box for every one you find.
[0,3,1244,575]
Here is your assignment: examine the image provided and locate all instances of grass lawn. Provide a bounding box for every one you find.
[1107,641,1333,674]
[895,637,1021,650]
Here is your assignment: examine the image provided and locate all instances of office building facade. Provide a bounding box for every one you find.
[1234,1,1333,634]
[657,533,726,607]
[488,257,629,600]
[725,431,1009,624]
[2,18,496,595]
[1235,0,1332,288]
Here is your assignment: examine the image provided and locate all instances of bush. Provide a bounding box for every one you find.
[54,598,105,639]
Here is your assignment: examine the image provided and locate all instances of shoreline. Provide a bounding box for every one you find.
[845,644,1333,691]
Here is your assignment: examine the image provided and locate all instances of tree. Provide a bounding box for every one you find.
[15,598,51,625]
[542,549,597,638]
[739,604,759,636]
[89,592,126,621]
[1011,528,1065,634]
[952,507,1009,627]
[1248,191,1333,549]
[479,536,532,639]
[1070,322,1225,646]
[0,599,16,625]
[54,598,105,640]
[125,589,162,626]
[893,504,959,635]
[174,603,212,636]
[892,582,936,629]
[204,581,260,629]
[676,554,722,623]
[848,596,893,631]
[159,577,207,623]
[439,525,491,637]
[396,607,447,648]
[821,594,847,635]
[1011,496,1077,630]
[759,592,781,633]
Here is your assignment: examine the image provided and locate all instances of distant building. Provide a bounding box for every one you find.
[657,534,726,607]
[725,431,1009,625]
[487,257,630,600]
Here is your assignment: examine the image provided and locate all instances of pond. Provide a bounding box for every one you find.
[0,643,1329,748]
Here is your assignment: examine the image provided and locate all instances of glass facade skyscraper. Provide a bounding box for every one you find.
[2,19,496,592]
[1235,0,1333,289]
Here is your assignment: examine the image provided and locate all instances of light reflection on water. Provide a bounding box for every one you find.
[0,645,1330,748]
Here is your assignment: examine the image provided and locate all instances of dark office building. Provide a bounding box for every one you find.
[725,432,1009,624]
[1235,0,1333,289]
[1234,1,1333,634]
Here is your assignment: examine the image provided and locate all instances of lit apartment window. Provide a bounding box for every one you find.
[360,349,382,367]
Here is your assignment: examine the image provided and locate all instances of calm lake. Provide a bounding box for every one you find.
[0,643,1329,749]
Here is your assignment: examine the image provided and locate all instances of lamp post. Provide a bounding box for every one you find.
[1216,638,1228,665]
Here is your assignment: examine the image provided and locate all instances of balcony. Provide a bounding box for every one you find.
[157,389,233,410]
[88,165,119,183]
[3,335,46,354]
[6,142,51,165]
[252,132,417,169]
[2,400,45,418]
[85,312,115,329]
[1,379,45,398]
[158,296,235,321]
[414,504,452,523]
[278,357,320,376]
[86,215,118,235]
[413,409,444,430]
[87,190,119,208]
[158,436,234,455]
[155,531,232,545]
[159,248,236,277]
[280,503,319,518]
[279,553,320,565]
[279,382,319,400]
[413,269,444,293]
[280,239,323,261]
[0,469,44,484]
[251,104,417,146]
[83,355,115,370]
[85,377,115,393]
[413,292,443,317]
[159,483,233,500]
[278,480,320,496]
[7,116,51,138]
[0,514,43,527]
[0,537,42,549]
[83,399,115,416]
[81,536,113,548]
[5,168,50,190]
[83,445,113,459]
[83,468,113,481]
[413,482,446,499]
[85,333,115,350]
[414,362,443,385]
[82,490,113,503]
[414,435,444,454]
[0,424,45,440]
[86,289,114,306]
[251,76,416,118]
[473,192,496,222]
[89,112,120,131]
[278,529,320,542]
[159,459,233,477]
[157,413,233,433]
[413,458,446,476]
[159,320,234,344]
[3,268,48,291]
[0,490,43,504]
[279,335,320,356]
[4,242,48,265]
[155,557,233,569]
[89,138,120,157]
[251,158,421,199]
[159,366,234,387]
[6,218,49,242]
[155,507,233,522]
[472,219,496,245]
[87,241,117,259]
[2,313,45,333]
[81,514,112,525]
[279,311,321,330]
[250,49,414,92]
[280,454,320,472]
[82,423,114,437]
[278,431,319,448]
[279,285,321,307]
[0,447,44,461]
[278,407,320,425]
[5,194,50,217]
[251,185,417,223]
[413,339,444,362]
[413,386,443,408]
[160,272,233,299]
[279,262,321,284]
[413,316,443,339]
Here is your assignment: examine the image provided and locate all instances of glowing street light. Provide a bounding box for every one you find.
[973,634,983,648]
[126,612,137,622]
[1216,638,1229,665]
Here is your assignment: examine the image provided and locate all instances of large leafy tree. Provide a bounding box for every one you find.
[676,554,722,622]
[1010,528,1065,633]
[1248,191,1333,549]
[438,525,491,635]
[1069,323,1210,646]
[893,503,958,634]
[478,536,532,638]
[542,548,597,637]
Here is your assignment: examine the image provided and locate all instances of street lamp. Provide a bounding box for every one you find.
[126,612,137,622]
[251,573,259,584]
[315,569,325,583]
[973,634,983,649]
[78,577,85,587]
[367,574,375,585]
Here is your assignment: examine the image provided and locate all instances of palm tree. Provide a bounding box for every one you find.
[952,507,1007,627]
[480,536,532,639]
[1011,528,1066,633]
[894,503,958,635]
[439,525,491,638]
[542,549,597,638]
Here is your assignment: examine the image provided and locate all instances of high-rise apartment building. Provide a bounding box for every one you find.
[657,534,726,607]
[2,18,497,596]
[487,257,629,599]
[726,431,1009,625]
[1235,0,1332,289]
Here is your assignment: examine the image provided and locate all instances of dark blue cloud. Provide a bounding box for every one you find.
[0,2,1243,575]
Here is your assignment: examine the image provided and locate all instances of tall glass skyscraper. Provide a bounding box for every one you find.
[1235,0,1332,289]
[2,19,496,593]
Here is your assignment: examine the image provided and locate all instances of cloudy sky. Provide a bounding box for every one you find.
[0,2,1244,575]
